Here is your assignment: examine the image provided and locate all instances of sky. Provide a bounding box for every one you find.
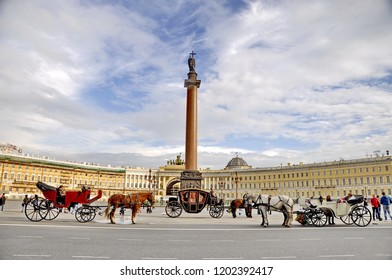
[1,0,392,170]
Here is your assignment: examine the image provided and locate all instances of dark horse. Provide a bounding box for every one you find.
[228,194,252,218]
[105,192,155,224]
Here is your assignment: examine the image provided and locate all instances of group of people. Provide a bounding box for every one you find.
[370,192,392,222]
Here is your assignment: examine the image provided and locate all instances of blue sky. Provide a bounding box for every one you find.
[1,0,391,169]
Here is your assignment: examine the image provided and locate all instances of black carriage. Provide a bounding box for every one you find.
[25,181,102,223]
[165,188,224,218]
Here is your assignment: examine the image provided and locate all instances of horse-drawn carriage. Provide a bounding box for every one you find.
[296,195,371,227]
[25,181,102,223]
[165,188,224,218]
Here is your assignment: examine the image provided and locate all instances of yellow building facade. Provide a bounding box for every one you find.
[0,153,125,198]
[1,152,391,202]
[200,156,392,202]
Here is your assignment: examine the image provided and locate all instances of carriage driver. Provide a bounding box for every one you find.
[210,189,217,204]
[56,185,65,205]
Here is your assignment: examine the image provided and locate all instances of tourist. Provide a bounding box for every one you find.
[0,193,6,211]
[370,194,382,221]
[380,192,392,221]
[21,194,29,212]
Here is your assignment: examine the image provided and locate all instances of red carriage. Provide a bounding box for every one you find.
[25,181,102,223]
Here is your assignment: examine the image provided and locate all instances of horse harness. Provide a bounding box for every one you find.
[256,195,291,212]
[127,193,141,207]
[114,193,141,208]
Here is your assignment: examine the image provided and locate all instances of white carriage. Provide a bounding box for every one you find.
[298,195,371,227]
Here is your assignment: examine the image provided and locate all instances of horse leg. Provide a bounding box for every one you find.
[261,208,268,227]
[288,207,293,227]
[282,211,288,226]
[284,210,290,227]
[110,205,117,224]
[259,207,265,226]
[246,206,252,218]
[131,207,135,224]
[131,205,140,224]
[283,207,293,227]
[231,206,237,218]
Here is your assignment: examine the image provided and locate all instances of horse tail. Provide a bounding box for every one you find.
[104,199,111,219]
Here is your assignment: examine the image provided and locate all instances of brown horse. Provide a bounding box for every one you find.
[104,192,155,224]
[228,194,252,218]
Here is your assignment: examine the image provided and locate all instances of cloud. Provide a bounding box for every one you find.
[0,0,391,170]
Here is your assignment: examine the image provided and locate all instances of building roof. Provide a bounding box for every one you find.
[225,155,251,170]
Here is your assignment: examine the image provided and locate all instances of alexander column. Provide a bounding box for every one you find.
[180,51,202,190]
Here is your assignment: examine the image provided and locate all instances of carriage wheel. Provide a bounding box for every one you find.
[340,215,354,225]
[24,198,45,222]
[311,209,327,227]
[351,206,372,227]
[165,201,182,218]
[75,206,96,223]
[209,205,224,218]
[40,200,60,220]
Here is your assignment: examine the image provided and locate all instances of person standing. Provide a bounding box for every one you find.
[380,192,392,221]
[370,194,382,221]
[377,195,382,215]
[1,193,6,211]
[22,194,29,212]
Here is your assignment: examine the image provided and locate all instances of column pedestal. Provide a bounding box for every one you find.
[180,170,202,190]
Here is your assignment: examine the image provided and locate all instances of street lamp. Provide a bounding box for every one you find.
[145,169,156,192]
[231,171,242,199]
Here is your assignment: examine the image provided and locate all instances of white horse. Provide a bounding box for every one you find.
[245,194,294,227]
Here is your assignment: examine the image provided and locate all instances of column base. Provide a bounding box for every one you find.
[180,170,202,190]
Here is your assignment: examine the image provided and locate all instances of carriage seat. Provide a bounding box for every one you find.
[347,195,364,205]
